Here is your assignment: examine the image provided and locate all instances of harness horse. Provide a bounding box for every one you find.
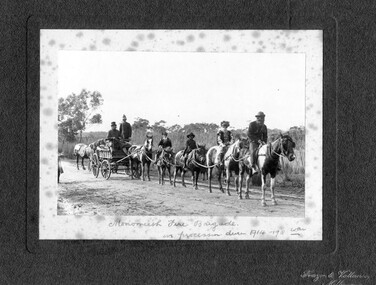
[223,138,249,196]
[156,148,174,185]
[130,137,154,181]
[173,145,206,190]
[73,143,92,170]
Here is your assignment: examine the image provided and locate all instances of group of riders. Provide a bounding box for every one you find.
[104,112,271,174]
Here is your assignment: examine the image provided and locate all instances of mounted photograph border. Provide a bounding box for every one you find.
[26,15,337,254]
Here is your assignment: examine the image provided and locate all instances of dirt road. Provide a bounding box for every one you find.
[57,159,304,217]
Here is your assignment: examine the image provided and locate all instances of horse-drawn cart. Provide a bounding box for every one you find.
[91,139,140,180]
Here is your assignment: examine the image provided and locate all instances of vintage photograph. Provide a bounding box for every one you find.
[40,30,322,240]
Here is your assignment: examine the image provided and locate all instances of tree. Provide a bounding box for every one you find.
[58,89,104,143]
[152,120,167,134]
[132,117,150,130]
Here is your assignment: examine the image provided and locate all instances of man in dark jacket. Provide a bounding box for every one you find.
[107,122,121,140]
[183,132,198,168]
[107,122,122,152]
[247,111,268,174]
[119,115,132,142]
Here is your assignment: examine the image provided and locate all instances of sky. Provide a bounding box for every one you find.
[58,51,305,131]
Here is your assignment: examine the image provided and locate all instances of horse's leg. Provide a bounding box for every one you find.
[235,170,239,198]
[194,170,199,190]
[82,157,86,170]
[76,155,79,170]
[245,168,251,199]
[130,159,134,179]
[161,166,166,185]
[191,170,195,189]
[261,174,267,206]
[167,166,172,185]
[181,170,186,187]
[158,166,161,184]
[141,161,145,181]
[239,167,244,199]
[271,175,277,205]
[147,162,151,181]
[208,167,213,193]
[226,168,231,196]
[173,168,178,187]
[217,167,224,193]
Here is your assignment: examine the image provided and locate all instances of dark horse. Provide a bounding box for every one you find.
[238,140,253,200]
[73,143,92,170]
[256,134,296,206]
[129,137,153,181]
[173,145,206,190]
[155,148,174,185]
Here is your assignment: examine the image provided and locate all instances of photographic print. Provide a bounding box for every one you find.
[40,29,322,240]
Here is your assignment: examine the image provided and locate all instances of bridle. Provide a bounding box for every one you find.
[272,137,294,159]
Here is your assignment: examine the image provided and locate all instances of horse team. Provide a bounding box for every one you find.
[72,133,296,207]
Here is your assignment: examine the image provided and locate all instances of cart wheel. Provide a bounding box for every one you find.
[91,154,100,178]
[101,160,111,180]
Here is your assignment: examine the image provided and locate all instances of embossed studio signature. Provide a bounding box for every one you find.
[301,270,370,284]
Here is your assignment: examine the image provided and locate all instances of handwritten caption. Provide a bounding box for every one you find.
[108,218,307,239]
[301,270,370,285]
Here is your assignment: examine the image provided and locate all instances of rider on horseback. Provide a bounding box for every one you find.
[216,121,234,166]
[155,131,173,164]
[183,132,198,168]
[247,112,268,174]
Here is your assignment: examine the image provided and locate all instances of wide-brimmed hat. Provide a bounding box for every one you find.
[255,111,265,118]
[187,132,195,138]
[111,121,117,127]
[220,120,230,127]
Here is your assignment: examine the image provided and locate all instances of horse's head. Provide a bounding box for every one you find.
[194,144,207,164]
[144,138,153,152]
[280,135,296,161]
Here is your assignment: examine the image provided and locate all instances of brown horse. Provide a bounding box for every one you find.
[155,148,174,185]
[173,145,207,190]
[129,137,154,181]
[257,134,296,206]
[222,138,249,196]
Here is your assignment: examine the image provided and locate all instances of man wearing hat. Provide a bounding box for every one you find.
[119,115,132,142]
[155,131,173,161]
[247,111,268,174]
[107,121,121,140]
[216,121,234,165]
[182,132,198,168]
